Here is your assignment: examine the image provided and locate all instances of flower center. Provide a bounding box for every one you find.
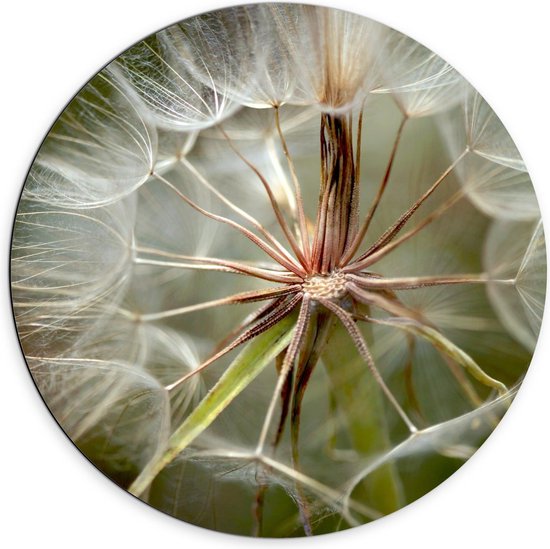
[302,272,348,301]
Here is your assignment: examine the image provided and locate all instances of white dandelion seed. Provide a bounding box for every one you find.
[11,195,136,353]
[28,69,157,208]
[484,219,546,350]
[440,89,539,220]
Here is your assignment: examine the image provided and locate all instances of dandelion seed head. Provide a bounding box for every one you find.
[11,2,545,538]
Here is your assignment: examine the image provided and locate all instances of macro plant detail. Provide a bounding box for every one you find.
[11,2,546,538]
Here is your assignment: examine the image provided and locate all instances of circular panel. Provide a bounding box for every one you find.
[10,3,546,538]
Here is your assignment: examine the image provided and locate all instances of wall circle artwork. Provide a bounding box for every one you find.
[10,2,545,538]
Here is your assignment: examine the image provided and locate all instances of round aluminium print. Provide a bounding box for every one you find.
[11,3,546,538]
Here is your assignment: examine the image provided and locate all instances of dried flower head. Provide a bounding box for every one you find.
[11,3,546,538]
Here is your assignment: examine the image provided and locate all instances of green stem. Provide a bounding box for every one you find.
[129,313,297,497]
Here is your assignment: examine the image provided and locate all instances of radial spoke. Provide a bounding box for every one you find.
[311,117,330,270]
[274,106,311,266]
[347,272,489,290]
[316,297,417,433]
[218,125,309,269]
[266,134,298,220]
[135,245,289,271]
[347,282,424,320]
[351,104,365,238]
[211,295,289,354]
[364,311,485,410]
[341,116,408,265]
[364,316,508,396]
[134,256,238,274]
[272,348,293,448]
[348,283,508,396]
[138,284,301,322]
[256,294,311,453]
[345,189,465,272]
[349,149,467,267]
[134,249,301,284]
[290,313,333,535]
[153,172,306,276]
[181,157,300,268]
[165,293,302,391]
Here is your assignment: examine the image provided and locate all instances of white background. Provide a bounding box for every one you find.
[1,0,548,546]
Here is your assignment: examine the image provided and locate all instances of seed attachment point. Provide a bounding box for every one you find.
[301,272,348,301]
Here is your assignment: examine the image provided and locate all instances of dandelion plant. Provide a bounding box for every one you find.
[11,3,546,537]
